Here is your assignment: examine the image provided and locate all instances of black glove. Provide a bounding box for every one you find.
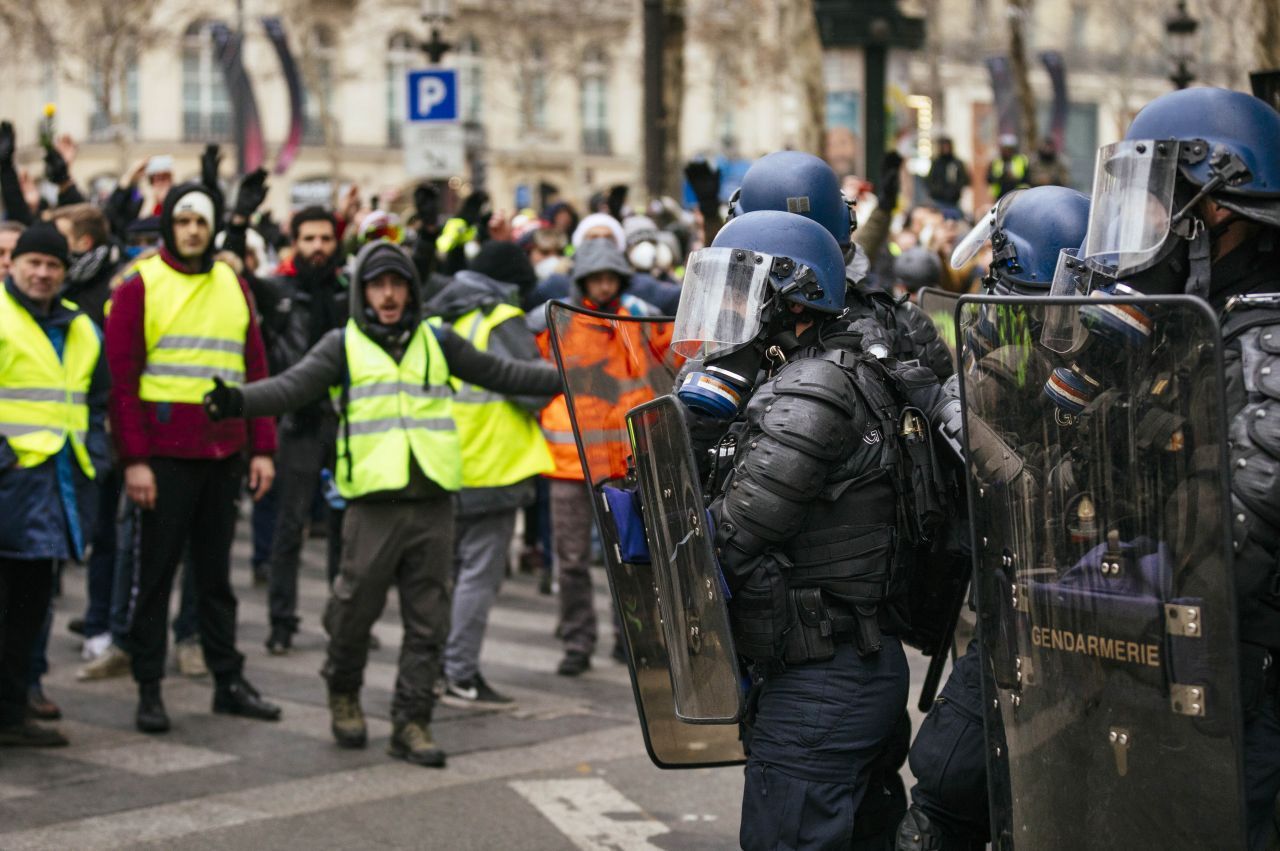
[414,182,441,229]
[846,318,892,359]
[0,122,14,170]
[606,184,628,220]
[684,159,720,206]
[457,190,490,226]
[233,168,269,220]
[201,144,222,192]
[875,152,904,212]
[43,145,69,186]
[202,377,244,421]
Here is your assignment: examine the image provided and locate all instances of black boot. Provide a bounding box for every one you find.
[213,675,282,721]
[136,681,170,734]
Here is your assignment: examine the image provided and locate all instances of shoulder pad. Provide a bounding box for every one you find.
[769,357,858,416]
[1252,330,1280,401]
[1231,407,1280,529]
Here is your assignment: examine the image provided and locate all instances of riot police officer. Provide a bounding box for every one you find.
[672,209,951,849]
[897,184,1091,851]
[730,150,954,381]
[1079,87,1280,850]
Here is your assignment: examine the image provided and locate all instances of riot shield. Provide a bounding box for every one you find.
[546,301,745,769]
[918,287,961,369]
[626,395,742,724]
[957,294,1245,849]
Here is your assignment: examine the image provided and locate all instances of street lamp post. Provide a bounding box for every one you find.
[1165,0,1199,90]
[420,0,454,65]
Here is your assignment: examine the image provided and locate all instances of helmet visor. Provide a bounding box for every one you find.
[950,206,997,269]
[1040,249,1092,354]
[672,247,773,358]
[1084,140,1179,275]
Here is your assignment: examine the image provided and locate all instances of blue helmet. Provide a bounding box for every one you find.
[1124,87,1280,227]
[730,151,855,250]
[711,209,847,313]
[951,186,1090,294]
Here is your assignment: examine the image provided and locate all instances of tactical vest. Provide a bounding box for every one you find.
[448,304,553,488]
[0,289,99,478]
[332,318,461,499]
[136,254,249,403]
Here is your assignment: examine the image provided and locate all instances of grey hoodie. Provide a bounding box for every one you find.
[239,244,562,502]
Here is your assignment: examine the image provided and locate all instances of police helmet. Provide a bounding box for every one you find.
[951,186,1091,294]
[729,151,855,250]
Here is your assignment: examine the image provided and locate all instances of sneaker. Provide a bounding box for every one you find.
[265,625,292,656]
[441,674,517,710]
[175,639,208,678]
[26,686,61,721]
[0,720,67,747]
[557,651,591,677]
[81,632,113,662]
[388,720,446,768]
[77,644,130,681]
[328,691,367,748]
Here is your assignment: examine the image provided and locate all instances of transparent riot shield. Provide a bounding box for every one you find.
[918,287,961,369]
[546,302,745,769]
[626,395,743,724]
[957,294,1245,850]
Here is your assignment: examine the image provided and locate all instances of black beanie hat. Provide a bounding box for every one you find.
[12,222,70,268]
[470,240,538,291]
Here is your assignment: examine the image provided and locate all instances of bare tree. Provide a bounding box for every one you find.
[1005,0,1039,148]
[1259,0,1280,69]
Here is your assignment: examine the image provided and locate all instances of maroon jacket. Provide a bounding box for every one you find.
[106,249,276,465]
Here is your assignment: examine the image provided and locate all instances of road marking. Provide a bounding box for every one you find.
[63,740,238,776]
[510,778,670,851]
[0,725,644,851]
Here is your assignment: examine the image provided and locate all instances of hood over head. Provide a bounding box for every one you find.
[424,269,518,321]
[572,239,632,291]
[349,239,421,341]
[160,182,224,272]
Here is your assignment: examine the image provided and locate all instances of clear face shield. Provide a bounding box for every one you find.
[1083,140,1180,277]
[672,247,775,359]
[1040,248,1117,354]
[950,205,998,270]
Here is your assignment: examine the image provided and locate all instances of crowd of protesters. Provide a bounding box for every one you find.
[0,117,1047,762]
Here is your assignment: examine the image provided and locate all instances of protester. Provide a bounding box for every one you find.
[203,239,562,765]
[1028,137,1072,187]
[0,223,109,747]
[105,181,281,733]
[986,133,1029,200]
[926,136,970,210]
[425,263,554,708]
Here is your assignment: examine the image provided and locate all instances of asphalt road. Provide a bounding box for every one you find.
[0,509,937,850]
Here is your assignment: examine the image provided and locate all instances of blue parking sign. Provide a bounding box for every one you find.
[406,69,459,122]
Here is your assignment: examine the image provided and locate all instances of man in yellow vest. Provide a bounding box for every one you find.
[105,182,281,734]
[0,223,109,747]
[986,133,1030,200]
[424,267,554,708]
[203,240,562,766]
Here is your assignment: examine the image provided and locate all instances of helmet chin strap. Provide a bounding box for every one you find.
[1184,226,1212,300]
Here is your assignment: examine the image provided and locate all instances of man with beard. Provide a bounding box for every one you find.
[259,207,347,653]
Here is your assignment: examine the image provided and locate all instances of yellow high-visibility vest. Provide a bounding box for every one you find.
[136,254,248,403]
[332,318,461,498]
[0,288,99,477]
[449,304,553,488]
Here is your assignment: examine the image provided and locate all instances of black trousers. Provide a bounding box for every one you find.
[0,559,54,725]
[121,456,245,684]
[267,430,328,632]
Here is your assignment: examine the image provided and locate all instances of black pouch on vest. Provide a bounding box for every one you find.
[783,587,837,665]
[730,552,791,664]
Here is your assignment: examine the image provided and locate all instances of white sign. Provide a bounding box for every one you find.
[403,122,466,179]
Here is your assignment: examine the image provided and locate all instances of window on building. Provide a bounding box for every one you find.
[303,25,337,146]
[521,41,548,133]
[457,34,483,124]
[386,31,416,146]
[182,20,231,142]
[580,46,609,155]
[89,54,140,140]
